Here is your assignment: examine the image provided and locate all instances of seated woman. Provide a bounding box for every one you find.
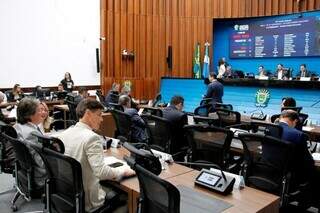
[7,84,24,102]
[38,102,53,133]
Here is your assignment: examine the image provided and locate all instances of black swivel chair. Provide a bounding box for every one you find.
[110,109,133,142]
[238,133,297,207]
[65,93,78,121]
[215,103,233,111]
[152,93,163,107]
[199,98,212,106]
[125,157,180,213]
[271,113,308,131]
[281,106,303,113]
[216,108,241,127]
[183,124,235,171]
[1,133,44,211]
[96,89,106,106]
[108,103,124,112]
[193,104,213,117]
[30,143,111,213]
[229,122,283,138]
[141,107,163,117]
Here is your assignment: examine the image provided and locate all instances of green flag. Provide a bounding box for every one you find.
[193,43,201,78]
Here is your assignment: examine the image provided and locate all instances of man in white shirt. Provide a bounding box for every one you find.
[58,98,134,212]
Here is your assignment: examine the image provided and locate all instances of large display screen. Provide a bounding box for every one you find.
[230,16,320,58]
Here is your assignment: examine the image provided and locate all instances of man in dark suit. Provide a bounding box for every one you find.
[278,110,319,206]
[162,96,188,156]
[119,95,147,143]
[204,72,224,110]
[296,64,310,78]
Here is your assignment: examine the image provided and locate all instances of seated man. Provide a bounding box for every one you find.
[204,72,224,110]
[58,99,134,212]
[14,97,47,188]
[278,110,319,205]
[296,64,310,78]
[162,96,188,155]
[119,95,148,143]
[74,87,89,106]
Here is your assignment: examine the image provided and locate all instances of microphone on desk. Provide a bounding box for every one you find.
[175,161,227,181]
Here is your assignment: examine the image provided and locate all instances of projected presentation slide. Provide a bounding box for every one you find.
[230,16,320,58]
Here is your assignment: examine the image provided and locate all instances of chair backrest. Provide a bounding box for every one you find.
[215,103,233,111]
[193,115,217,126]
[31,143,85,213]
[184,124,234,170]
[152,93,162,107]
[193,104,212,116]
[281,106,303,113]
[0,122,17,173]
[141,114,172,153]
[199,98,212,106]
[1,132,39,198]
[95,89,105,105]
[250,122,283,138]
[270,114,280,123]
[142,107,163,117]
[65,93,78,121]
[108,103,124,112]
[216,108,241,127]
[110,109,132,141]
[238,133,294,196]
[34,134,65,154]
[125,156,180,213]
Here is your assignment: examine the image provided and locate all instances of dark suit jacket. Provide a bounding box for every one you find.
[104,90,119,106]
[124,108,147,142]
[204,80,224,107]
[279,122,315,183]
[162,105,188,152]
[296,70,310,78]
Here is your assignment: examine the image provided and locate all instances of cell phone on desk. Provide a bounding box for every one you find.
[108,162,124,168]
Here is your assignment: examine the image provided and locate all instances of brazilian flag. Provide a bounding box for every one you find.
[193,43,201,78]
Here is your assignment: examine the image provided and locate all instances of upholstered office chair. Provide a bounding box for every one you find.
[141,107,163,117]
[65,93,78,121]
[193,115,217,125]
[229,122,283,138]
[108,103,124,112]
[216,108,241,127]
[125,156,180,213]
[193,104,213,117]
[199,98,212,106]
[281,106,303,113]
[95,89,106,106]
[1,133,43,211]
[152,93,163,107]
[110,109,132,142]
[238,133,296,207]
[33,134,65,154]
[183,124,234,171]
[30,143,112,213]
[0,122,17,195]
[215,103,233,111]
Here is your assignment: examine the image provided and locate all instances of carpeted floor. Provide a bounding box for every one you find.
[0,173,44,213]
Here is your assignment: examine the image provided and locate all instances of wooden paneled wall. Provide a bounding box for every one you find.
[100,0,320,99]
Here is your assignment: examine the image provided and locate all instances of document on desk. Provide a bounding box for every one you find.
[302,126,314,131]
[312,153,320,162]
[104,156,125,165]
[177,185,232,213]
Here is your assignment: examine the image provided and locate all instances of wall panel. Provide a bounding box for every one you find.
[101,0,320,98]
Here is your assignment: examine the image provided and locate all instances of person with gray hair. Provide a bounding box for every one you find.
[119,95,148,143]
[58,98,134,212]
[14,97,47,188]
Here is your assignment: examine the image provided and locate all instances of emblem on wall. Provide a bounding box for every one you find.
[255,88,270,107]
